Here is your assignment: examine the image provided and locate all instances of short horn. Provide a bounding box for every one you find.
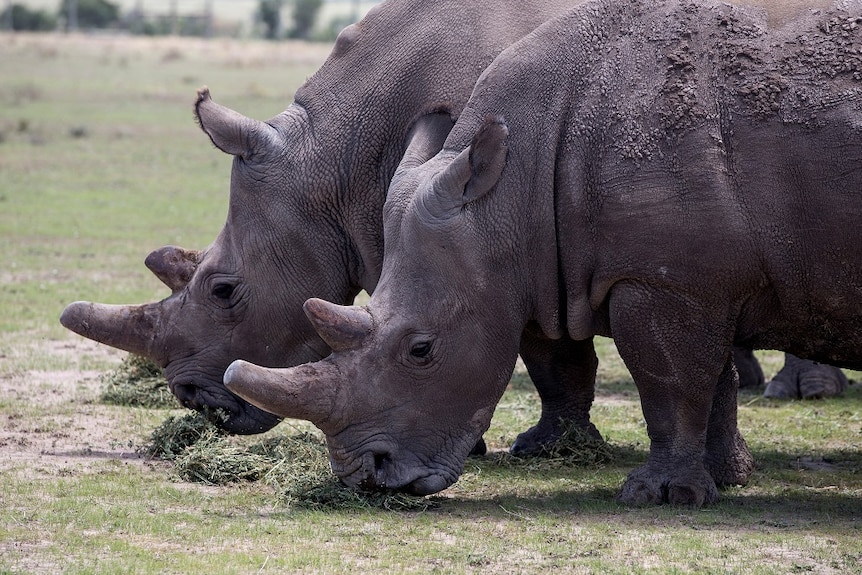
[60,301,166,365]
[303,298,372,352]
[145,246,201,292]
[224,359,336,426]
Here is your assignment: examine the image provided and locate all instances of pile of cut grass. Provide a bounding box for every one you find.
[100,354,176,409]
[143,412,434,511]
[487,420,618,471]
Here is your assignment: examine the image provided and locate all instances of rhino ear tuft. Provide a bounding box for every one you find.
[464,115,508,202]
[194,86,278,159]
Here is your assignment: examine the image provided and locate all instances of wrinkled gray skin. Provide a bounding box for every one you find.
[59,0,586,436]
[225,0,862,503]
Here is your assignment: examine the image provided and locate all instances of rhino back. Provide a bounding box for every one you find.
[277,0,578,292]
[450,0,862,359]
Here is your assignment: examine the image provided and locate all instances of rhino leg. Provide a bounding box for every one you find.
[703,355,755,486]
[610,283,725,507]
[763,353,849,399]
[510,329,602,456]
[732,347,765,389]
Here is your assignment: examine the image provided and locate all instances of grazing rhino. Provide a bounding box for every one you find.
[59,0,592,437]
[224,0,862,504]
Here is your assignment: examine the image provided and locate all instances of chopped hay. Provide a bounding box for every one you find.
[488,421,617,470]
[146,414,433,511]
[142,410,226,460]
[100,354,176,409]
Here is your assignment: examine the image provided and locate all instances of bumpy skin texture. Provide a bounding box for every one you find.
[59,0,581,435]
[226,0,862,504]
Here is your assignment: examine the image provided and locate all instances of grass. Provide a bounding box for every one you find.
[99,354,175,408]
[1,32,862,574]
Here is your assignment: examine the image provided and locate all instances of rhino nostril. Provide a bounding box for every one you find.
[172,383,199,409]
[373,452,390,473]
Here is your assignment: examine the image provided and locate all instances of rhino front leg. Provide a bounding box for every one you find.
[609,283,731,507]
[732,347,765,389]
[510,327,602,456]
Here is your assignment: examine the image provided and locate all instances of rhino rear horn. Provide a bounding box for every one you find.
[145,246,201,292]
[224,359,336,427]
[303,298,372,352]
[195,86,280,159]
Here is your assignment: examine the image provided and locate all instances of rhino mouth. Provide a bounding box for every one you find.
[330,440,461,496]
[169,375,283,435]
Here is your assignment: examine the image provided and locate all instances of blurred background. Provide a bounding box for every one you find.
[1,0,382,41]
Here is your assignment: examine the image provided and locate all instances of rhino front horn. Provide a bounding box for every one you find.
[60,301,165,365]
[303,298,372,352]
[224,360,336,426]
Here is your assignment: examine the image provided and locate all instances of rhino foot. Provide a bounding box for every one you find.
[469,437,487,456]
[703,429,755,487]
[763,354,848,400]
[509,417,603,457]
[618,464,719,507]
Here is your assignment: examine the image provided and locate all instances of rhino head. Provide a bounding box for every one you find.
[61,88,453,435]
[224,118,523,492]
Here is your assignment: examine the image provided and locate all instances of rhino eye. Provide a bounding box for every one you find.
[409,341,433,360]
[211,283,235,300]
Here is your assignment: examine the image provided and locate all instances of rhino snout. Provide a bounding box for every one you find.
[339,448,454,496]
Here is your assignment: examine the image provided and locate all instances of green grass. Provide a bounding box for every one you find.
[1,33,862,574]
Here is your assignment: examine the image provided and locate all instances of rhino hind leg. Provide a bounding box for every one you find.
[703,355,755,487]
[732,347,765,389]
[510,331,602,456]
[763,354,849,399]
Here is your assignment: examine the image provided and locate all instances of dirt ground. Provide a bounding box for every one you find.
[0,338,165,477]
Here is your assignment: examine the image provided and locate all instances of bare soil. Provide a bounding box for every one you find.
[0,338,163,476]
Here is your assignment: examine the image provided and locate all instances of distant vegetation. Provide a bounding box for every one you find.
[1,0,369,40]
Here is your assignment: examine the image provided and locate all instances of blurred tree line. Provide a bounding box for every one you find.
[1,0,342,40]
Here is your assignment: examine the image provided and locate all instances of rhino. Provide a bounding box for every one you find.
[59,0,593,438]
[223,0,862,504]
[59,0,842,446]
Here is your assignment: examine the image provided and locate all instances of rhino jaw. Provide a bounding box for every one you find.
[60,301,165,365]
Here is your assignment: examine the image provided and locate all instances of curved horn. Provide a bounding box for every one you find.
[59,301,166,365]
[303,298,372,352]
[145,246,201,293]
[194,86,280,158]
[224,359,337,426]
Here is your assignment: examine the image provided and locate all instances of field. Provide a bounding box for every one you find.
[1,32,862,574]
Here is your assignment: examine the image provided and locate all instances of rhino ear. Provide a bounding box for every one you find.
[394,112,455,177]
[194,86,279,159]
[422,116,508,219]
[145,246,201,293]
